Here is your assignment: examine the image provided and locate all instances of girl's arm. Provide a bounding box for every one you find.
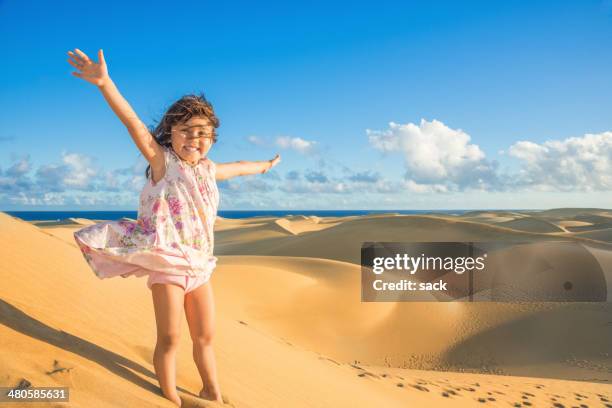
[215,154,281,181]
[67,48,164,170]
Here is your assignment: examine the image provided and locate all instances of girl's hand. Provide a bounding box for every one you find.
[67,48,109,87]
[265,154,281,172]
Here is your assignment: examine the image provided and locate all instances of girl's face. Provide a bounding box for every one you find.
[170,117,215,165]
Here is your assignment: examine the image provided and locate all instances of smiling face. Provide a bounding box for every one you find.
[170,116,216,165]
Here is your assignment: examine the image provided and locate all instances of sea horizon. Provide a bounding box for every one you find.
[4,208,548,221]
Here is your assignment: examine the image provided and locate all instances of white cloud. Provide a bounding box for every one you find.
[278,180,352,194]
[62,152,98,189]
[304,171,328,183]
[403,180,450,193]
[247,135,266,146]
[5,123,612,210]
[275,136,317,154]
[246,134,317,154]
[508,131,612,191]
[348,171,381,183]
[5,156,31,177]
[0,152,146,208]
[367,119,499,191]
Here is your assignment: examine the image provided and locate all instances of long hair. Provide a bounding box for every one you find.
[145,92,220,180]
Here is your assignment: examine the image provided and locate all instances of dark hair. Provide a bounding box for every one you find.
[145,92,220,180]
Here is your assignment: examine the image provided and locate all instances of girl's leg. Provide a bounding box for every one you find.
[151,283,185,406]
[184,281,222,402]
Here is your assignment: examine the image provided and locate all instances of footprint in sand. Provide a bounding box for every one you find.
[45,359,74,386]
[444,389,459,396]
[357,371,380,379]
[318,356,340,365]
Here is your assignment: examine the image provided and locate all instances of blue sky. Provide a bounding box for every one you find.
[1,0,612,210]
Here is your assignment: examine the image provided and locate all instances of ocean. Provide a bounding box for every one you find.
[2,209,495,221]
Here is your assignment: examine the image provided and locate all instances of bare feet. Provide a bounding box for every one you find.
[199,387,224,403]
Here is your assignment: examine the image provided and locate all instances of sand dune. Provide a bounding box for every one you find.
[216,215,583,265]
[496,217,565,233]
[573,227,612,243]
[459,209,612,235]
[461,210,529,217]
[0,212,418,407]
[459,211,529,222]
[30,217,98,227]
[557,220,593,229]
[1,210,610,407]
[522,208,612,218]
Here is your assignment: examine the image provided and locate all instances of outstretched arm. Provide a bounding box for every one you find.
[67,48,163,168]
[215,154,281,181]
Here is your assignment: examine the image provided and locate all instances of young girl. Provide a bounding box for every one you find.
[68,48,280,407]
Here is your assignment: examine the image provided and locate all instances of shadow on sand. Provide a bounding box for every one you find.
[0,298,196,398]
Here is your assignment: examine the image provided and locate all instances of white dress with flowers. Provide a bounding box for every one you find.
[74,146,219,279]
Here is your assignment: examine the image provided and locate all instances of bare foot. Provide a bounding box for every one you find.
[179,390,232,407]
[167,394,182,407]
[181,393,214,407]
[199,387,224,403]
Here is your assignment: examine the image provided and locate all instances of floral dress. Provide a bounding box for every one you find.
[74,146,220,280]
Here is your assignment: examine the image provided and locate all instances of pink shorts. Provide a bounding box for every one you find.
[146,271,211,293]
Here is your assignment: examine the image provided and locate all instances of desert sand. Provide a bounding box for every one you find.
[0,209,610,407]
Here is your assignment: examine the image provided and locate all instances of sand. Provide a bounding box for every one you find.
[0,210,610,407]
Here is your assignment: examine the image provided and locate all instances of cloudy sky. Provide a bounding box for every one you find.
[2,0,612,210]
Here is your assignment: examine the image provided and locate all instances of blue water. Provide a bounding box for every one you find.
[2,209,498,221]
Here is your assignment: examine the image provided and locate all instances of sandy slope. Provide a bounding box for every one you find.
[0,211,610,407]
[215,214,591,265]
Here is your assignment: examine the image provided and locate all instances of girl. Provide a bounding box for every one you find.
[68,48,281,407]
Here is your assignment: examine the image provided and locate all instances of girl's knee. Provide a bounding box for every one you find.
[191,332,214,347]
[156,332,181,350]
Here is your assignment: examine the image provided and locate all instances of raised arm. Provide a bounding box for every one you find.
[215,154,281,180]
[67,48,164,169]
